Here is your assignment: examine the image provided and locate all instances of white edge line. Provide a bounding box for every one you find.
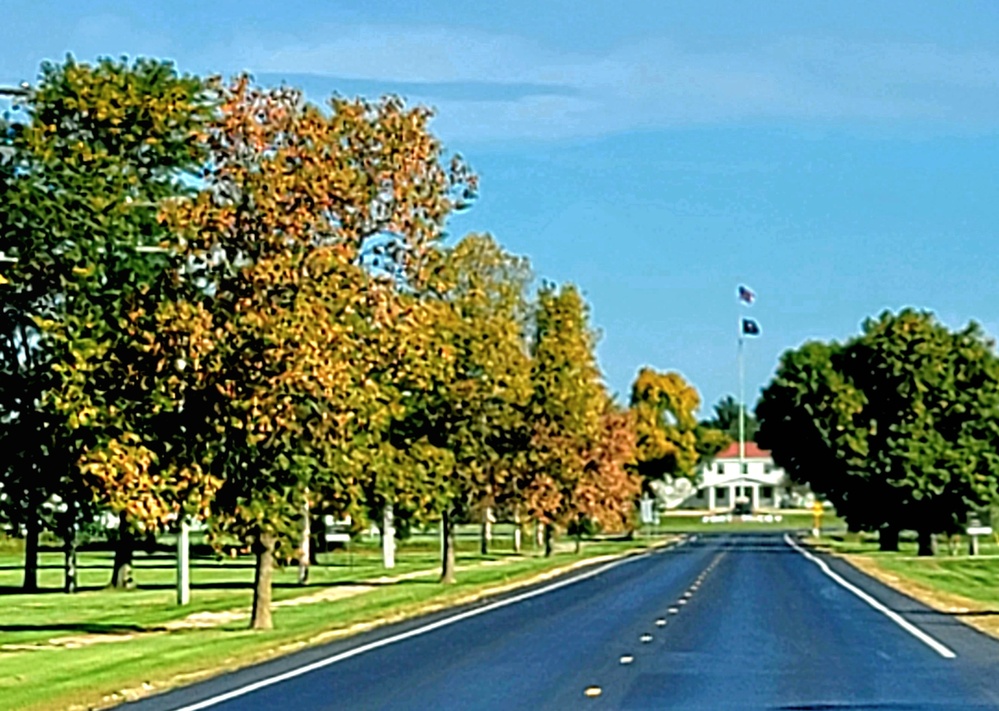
[171,542,675,711]
[783,533,956,659]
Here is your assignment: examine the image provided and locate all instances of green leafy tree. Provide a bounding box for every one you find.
[377,234,532,581]
[758,310,999,555]
[0,56,215,589]
[704,395,758,442]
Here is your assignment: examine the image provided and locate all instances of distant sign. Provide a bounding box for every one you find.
[640,497,655,524]
[967,526,993,536]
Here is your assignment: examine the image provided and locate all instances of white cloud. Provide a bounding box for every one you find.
[214,26,999,141]
[13,18,999,142]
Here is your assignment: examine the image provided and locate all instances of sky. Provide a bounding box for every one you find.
[3,1,999,414]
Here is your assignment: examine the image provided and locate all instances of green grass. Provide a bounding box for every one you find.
[0,527,661,711]
[813,531,999,608]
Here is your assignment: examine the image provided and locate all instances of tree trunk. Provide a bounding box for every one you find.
[250,532,276,630]
[64,525,77,595]
[917,528,936,557]
[440,510,456,584]
[298,497,311,585]
[512,506,522,554]
[574,532,581,555]
[22,489,40,593]
[535,520,543,549]
[110,512,136,590]
[544,523,553,558]
[878,524,899,552]
[382,502,396,569]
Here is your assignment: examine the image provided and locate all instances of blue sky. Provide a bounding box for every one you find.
[4,1,999,413]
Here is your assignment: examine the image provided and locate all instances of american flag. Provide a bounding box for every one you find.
[738,285,755,305]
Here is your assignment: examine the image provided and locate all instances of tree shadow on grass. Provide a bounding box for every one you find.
[129,577,439,592]
[0,584,107,595]
[0,622,150,634]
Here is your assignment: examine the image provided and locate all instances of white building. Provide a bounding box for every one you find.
[686,442,811,511]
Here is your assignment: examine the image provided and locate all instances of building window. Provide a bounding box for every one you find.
[715,487,727,500]
[741,463,749,474]
[761,486,773,498]
[696,488,705,500]
[764,463,774,474]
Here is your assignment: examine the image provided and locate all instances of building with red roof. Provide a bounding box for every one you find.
[679,441,813,511]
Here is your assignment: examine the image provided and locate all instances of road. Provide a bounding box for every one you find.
[130,533,999,710]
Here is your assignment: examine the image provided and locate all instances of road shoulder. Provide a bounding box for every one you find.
[800,536,999,645]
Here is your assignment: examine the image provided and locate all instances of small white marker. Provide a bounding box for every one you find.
[668,607,679,614]
[640,633,653,643]
[655,618,667,627]
[584,686,603,698]
[678,599,687,605]
[683,591,693,598]
[620,654,635,664]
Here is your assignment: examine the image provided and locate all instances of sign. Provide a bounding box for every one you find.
[640,497,655,524]
[967,526,993,536]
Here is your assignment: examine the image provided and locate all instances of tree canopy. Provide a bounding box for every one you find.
[757,309,999,555]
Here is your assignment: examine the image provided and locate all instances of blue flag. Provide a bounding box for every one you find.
[738,285,755,305]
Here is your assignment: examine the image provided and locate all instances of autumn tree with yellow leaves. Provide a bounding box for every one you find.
[629,368,728,487]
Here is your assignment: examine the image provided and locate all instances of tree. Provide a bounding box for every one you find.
[0,56,215,589]
[755,342,876,540]
[523,284,608,556]
[566,407,641,552]
[630,368,728,484]
[758,310,999,555]
[161,77,475,627]
[432,235,532,564]
[373,234,532,581]
[704,395,758,442]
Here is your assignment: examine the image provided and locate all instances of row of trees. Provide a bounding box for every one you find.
[757,309,999,555]
[0,57,724,627]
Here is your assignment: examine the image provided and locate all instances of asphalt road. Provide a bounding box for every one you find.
[130,533,999,710]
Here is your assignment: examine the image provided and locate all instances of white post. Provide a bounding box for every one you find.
[513,505,522,554]
[708,486,716,511]
[176,518,190,606]
[382,502,396,569]
[751,485,760,511]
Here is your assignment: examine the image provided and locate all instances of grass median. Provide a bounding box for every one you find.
[0,528,670,711]
[808,531,999,640]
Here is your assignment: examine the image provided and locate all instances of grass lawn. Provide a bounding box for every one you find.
[0,526,665,711]
[809,531,999,639]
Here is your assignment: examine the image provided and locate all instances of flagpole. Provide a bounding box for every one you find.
[738,332,745,464]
